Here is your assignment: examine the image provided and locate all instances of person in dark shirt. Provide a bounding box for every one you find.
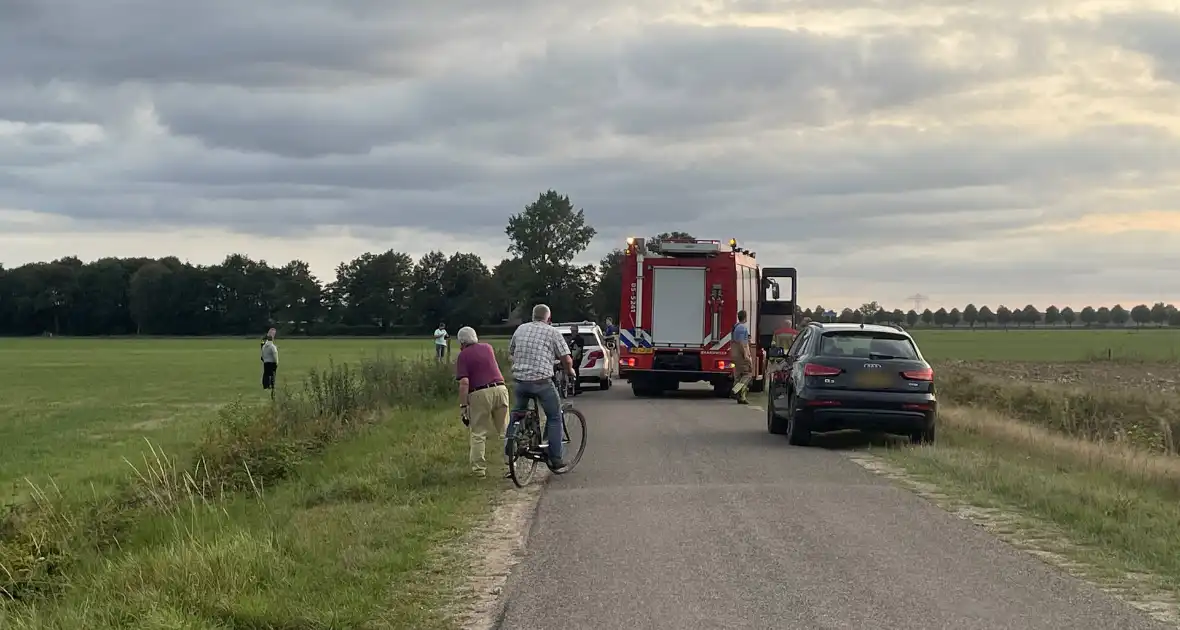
[567,325,586,396]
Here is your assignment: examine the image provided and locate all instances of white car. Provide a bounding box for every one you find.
[552,321,615,390]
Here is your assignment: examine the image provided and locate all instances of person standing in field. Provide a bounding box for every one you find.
[433,322,448,361]
[261,329,279,396]
[730,310,753,405]
[455,326,509,478]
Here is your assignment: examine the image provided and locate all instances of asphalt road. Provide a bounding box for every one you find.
[494,384,1169,630]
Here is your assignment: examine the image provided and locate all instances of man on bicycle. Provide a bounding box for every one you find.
[508,304,577,469]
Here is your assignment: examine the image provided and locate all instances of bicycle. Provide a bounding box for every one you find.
[505,372,588,488]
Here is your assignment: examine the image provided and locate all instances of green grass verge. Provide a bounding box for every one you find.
[1,404,498,629]
[876,407,1180,591]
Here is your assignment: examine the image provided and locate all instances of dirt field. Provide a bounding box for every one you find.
[940,360,1180,395]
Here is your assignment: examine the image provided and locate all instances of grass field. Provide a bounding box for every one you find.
[0,337,504,628]
[0,337,499,499]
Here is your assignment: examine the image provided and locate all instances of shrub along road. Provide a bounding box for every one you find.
[495,386,1169,630]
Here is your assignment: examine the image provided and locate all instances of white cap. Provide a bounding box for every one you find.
[457,326,478,345]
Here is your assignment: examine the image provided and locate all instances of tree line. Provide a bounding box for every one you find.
[2,189,1176,336]
[815,301,1180,329]
[0,192,688,337]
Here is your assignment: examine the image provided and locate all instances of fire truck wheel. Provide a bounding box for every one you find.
[631,381,657,397]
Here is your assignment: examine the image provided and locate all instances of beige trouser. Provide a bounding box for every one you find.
[468,384,510,475]
[731,345,753,395]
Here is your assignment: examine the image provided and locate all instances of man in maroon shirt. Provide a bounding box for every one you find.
[455,326,509,478]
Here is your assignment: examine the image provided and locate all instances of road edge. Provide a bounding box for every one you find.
[449,468,551,630]
[845,450,1180,628]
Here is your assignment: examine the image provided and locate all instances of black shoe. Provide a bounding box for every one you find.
[549,458,567,471]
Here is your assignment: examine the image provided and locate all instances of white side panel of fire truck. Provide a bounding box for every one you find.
[650,266,706,345]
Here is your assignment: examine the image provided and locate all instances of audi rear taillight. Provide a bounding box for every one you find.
[585,350,603,368]
[902,367,934,381]
[803,363,841,377]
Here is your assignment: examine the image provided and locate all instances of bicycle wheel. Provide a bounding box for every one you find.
[508,414,541,488]
[548,406,587,474]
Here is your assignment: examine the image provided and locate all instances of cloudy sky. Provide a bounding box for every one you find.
[3,0,1179,309]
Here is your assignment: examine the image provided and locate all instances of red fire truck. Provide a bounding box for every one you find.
[616,237,797,397]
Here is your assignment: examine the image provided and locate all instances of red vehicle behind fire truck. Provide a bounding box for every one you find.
[616,237,797,398]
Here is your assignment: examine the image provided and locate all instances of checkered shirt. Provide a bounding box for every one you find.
[508,321,571,382]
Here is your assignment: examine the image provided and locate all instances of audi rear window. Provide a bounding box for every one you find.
[817,331,918,359]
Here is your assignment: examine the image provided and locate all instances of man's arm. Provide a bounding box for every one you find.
[455,353,471,406]
[508,331,518,356]
[458,377,470,406]
[553,330,575,376]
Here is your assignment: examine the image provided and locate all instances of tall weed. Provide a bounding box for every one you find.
[937,365,1180,454]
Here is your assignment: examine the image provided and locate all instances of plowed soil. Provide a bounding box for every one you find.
[939,360,1180,395]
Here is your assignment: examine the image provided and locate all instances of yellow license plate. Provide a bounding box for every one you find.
[856,372,891,388]
[630,347,653,354]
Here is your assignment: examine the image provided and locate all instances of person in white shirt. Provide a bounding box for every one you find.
[433,322,448,361]
[261,330,279,397]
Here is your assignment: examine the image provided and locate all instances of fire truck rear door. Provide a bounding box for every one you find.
[650,266,706,346]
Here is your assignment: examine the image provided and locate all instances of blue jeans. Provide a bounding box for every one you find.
[507,378,565,462]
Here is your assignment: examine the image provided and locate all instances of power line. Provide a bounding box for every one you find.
[906,293,928,312]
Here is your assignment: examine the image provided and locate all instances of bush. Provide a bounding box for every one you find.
[1,349,512,604]
[936,364,1180,454]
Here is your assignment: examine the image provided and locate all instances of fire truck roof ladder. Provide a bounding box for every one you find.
[656,239,724,257]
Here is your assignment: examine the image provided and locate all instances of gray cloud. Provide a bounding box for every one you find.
[1101,10,1180,83]
[2,0,1179,303]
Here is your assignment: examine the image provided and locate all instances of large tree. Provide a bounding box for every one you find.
[440,252,493,328]
[506,190,597,272]
[410,251,448,329]
[504,190,599,319]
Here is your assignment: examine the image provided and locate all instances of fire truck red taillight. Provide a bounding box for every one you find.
[620,357,636,367]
